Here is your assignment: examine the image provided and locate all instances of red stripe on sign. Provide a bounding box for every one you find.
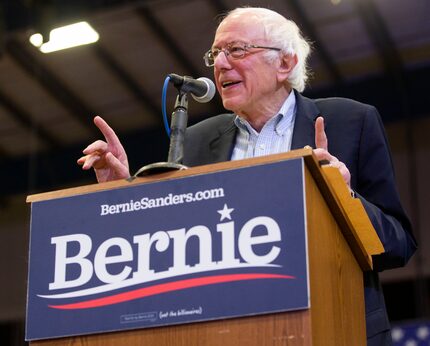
[48,273,294,310]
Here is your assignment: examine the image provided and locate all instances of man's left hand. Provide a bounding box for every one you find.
[313,116,351,187]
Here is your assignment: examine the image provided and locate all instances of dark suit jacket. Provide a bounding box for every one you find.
[183,91,417,345]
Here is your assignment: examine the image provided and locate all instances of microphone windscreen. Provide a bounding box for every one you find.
[191,77,216,103]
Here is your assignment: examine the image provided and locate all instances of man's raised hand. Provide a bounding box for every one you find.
[313,116,351,187]
[77,116,130,182]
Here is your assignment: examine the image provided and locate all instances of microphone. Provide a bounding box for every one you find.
[168,73,216,103]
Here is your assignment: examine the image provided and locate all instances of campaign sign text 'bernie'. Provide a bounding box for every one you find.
[26,158,309,340]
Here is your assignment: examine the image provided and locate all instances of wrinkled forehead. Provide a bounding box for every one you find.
[212,14,267,48]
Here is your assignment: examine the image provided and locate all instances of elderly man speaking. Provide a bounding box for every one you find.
[78,7,417,345]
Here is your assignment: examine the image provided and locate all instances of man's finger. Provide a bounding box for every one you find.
[315,116,328,150]
[94,116,122,147]
[312,148,331,161]
[77,156,86,166]
[83,140,108,155]
[105,153,130,179]
[79,154,101,170]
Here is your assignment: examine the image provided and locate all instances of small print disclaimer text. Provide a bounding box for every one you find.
[120,311,157,324]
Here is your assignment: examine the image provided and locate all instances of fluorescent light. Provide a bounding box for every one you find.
[29,22,99,53]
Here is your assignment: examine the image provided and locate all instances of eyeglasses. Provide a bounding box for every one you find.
[203,42,281,67]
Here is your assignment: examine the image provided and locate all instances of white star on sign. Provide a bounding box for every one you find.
[217,204,234,221]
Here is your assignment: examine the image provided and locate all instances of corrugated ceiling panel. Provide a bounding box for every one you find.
[151,0,220,117]
[0,53,93,147]
[32,37,151,133]
[88,7,176,127]
[300,0,354,22]
[375,0,430,49]
[0,127,48,156]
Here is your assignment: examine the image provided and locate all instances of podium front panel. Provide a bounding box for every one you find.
[26,158,309,341]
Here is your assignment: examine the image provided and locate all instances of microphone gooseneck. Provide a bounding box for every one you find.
[133,73,215,177]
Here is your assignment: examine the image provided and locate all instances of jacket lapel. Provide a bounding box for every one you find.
[209,116,237,163]
[291,91,322,150]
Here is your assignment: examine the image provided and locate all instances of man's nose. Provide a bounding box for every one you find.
[214,51,231,69]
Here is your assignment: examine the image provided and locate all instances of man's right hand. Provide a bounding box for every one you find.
[77,116,130,183]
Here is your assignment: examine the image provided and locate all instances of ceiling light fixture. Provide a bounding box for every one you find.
[29,21,99,53]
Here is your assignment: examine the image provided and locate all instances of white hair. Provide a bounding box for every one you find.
[221,7,312,92]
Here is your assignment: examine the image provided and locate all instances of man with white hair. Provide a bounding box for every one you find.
[78,7,416,345]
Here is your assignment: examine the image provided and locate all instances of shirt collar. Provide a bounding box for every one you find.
[234,91,296,135]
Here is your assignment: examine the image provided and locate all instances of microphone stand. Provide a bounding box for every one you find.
[166,92,189,165]
[131,91,189,178]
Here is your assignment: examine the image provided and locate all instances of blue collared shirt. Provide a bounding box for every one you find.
[231,92,297,160]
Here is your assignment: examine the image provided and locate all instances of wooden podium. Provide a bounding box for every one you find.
[27,148,383,346]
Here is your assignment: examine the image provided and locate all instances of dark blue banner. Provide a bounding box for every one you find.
[26,158,309,340]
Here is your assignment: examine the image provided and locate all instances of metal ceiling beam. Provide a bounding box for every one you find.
[135,5,200,78]
[351,0,406,93]
[287,0,343,86]
[92,44,161,119]
[136,4,224,112]
[0,89,61,151]
[5,38,98,137]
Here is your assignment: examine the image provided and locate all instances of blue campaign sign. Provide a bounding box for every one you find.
[26,158,310,340]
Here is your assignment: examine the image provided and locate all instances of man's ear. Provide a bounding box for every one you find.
[277,53,298,83]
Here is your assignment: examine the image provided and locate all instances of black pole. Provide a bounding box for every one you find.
[132,90,189,177]
[167,93,188,164]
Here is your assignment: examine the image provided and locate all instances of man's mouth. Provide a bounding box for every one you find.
[221,80,241,88]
